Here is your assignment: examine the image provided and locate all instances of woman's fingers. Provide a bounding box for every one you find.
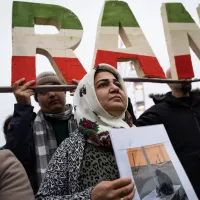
[112,178,132,189]
[115,182,134,198]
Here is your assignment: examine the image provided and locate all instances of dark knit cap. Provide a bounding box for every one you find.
[34,72,62,102]
[36,71,61,85]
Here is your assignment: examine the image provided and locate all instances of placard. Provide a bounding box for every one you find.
[110,125,197,200]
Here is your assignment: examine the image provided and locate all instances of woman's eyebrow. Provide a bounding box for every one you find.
[95,78,118,85]
[95,79,109,85]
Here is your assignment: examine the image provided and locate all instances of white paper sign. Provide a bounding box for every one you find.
[110,125,198,200]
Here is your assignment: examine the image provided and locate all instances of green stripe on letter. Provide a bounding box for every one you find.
[101,1,139,27]
[166,3,195,23]
[12,1,83,30]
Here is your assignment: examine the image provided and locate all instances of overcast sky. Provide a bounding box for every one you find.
[0,0,200,146]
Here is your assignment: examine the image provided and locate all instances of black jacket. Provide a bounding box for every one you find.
[5,104,38,194]
[137,90,200,198]
[127,97,137,125]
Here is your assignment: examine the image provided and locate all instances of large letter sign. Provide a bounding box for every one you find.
[11,1,200,84]
[162,3,200,79]
[93,1,165,78]
[12,1,86,84]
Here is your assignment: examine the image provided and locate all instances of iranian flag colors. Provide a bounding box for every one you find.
[12,1,198,83]
[12,1,86,84]
[93,1,165,78]
[162,3,200,79]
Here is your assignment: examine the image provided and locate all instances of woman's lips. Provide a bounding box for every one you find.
[110,96,122,101]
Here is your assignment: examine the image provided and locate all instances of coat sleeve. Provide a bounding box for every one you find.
[5,104,36,178]
[0,150,35,200]
[35,139,94,200]
[136,107,162,127]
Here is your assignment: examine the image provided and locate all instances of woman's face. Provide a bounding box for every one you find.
[94,71,127,117]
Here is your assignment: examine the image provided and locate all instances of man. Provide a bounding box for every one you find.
[0,150,34,200]
[137,69,200,197]
[0,115,12,150]
[5,72,77,193]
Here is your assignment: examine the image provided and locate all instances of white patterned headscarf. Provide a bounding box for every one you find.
[73,64,134,147]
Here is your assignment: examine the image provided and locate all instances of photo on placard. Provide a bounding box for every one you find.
[127,143,188,200]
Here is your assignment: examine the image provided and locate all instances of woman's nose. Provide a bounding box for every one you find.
[110,83,119,93]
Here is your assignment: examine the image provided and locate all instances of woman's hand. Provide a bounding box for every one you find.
[91,177,135,200]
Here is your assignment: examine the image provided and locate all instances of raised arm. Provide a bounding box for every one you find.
[5,79,37,192]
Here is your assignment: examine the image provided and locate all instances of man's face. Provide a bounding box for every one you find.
[168,82,192,94]
[166,69,191,94]
[37,83,66,113]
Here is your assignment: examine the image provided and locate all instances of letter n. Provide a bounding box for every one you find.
[162,3,200,79]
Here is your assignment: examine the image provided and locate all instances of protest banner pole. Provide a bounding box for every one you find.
[123,77,200,83]
[0,85,77,93]
[0,78,199,93]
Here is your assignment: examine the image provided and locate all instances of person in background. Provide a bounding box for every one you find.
[0,115,12,150]
[6,72,77,194]
[36,64,135,200]
[137,68,200,197]
[0,150,34,200]
[127,97,137,125]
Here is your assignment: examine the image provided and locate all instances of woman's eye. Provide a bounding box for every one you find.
[98,82,107,88]
[115,82,121,88]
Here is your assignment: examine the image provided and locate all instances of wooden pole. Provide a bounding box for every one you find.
[0,85,76,93]
[0,78,199,93]
[123,77,200,83]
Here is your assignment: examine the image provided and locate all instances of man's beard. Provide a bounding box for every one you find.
[181,82,192,94]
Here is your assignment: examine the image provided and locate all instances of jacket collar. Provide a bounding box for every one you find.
[165,92,190,107]
[149,89,200,107]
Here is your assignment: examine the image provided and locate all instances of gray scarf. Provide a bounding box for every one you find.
[33,104,74,186]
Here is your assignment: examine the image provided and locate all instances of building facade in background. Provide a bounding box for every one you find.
[117,38,146,118]
[117,60,145,118]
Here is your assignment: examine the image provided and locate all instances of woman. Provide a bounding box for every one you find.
[36,64,135,200]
